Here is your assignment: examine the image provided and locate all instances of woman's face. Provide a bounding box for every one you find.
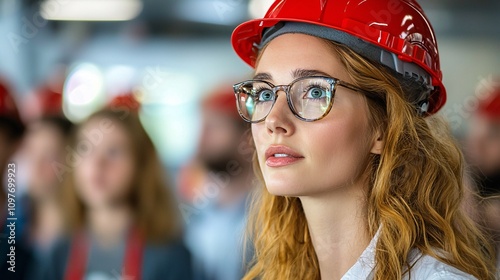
[23,122,66,197]
[466,115,500,176]
[75,118,136,208]
[252,34,382,197]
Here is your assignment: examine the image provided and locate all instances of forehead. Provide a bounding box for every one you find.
[255,33,349,84]
[78,117,127,143]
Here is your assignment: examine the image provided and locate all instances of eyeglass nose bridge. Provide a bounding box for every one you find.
[265,84,296,120]
[271,84,291,96]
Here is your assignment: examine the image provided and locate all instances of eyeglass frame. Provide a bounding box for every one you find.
[233,76,382,123]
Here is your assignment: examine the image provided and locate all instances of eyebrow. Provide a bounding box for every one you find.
[253,68,332,81]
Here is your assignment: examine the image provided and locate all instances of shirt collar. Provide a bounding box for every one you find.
[341,228,381,280]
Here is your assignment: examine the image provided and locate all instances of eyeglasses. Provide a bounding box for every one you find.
[233,76,371,123]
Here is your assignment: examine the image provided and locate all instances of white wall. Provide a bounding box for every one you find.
[438,37,500,134]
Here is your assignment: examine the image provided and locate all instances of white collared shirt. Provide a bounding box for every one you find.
[341,229,477,280]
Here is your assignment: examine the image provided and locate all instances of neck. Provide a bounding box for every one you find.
[31,196,63,247]
[87,202,132,247]
[300,181,371,280]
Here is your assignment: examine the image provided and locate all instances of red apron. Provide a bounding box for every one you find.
[64,227,144,280]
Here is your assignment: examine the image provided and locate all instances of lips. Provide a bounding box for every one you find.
[265,145,304,167]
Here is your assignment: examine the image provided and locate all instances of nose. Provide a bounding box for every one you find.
[265,91,295,136]
[85,148,107,170]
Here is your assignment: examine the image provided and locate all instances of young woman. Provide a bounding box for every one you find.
[45,108,192,280]
[231,0,498,279]
[21,116,73,279]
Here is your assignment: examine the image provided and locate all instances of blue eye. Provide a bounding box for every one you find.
[257,89,275,102]
[304,86,327,99]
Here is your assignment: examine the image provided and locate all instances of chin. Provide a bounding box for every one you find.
[266,187,302,197]
[263,176,308,197]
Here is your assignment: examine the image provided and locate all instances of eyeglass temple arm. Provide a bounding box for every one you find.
[337,80,385,104]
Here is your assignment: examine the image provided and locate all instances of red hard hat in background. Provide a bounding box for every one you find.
[28,85,63,118]
[0,78,25,139]
[108,93,141,113]
[202,84,242,121]
[23,65,65,121]
[477,78,500,120]
[231,0,446,114]
[0,79,22,122]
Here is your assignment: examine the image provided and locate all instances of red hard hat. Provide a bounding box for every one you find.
[203,84,241,121]
[0,79,22,122]
[108,93,141,113]
[477,84,500,120]
[231,0,446,114]
[0,78,25,139]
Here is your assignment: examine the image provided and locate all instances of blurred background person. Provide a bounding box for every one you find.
[183,85,254,280]
[0,78,30,279]
[465,77,500,268]
[17,85,73,279]
[45,97,192,280]
[21,115,72,279]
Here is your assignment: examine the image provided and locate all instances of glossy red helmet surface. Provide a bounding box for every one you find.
[232,0,446,114]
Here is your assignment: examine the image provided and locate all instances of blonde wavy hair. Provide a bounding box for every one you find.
[243,41,497,280]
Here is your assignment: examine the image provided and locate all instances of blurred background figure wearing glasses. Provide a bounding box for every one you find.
[182,84,254,280]
[465,76,500,269]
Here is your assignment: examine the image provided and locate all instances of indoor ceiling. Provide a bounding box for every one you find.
[16,0,500,38]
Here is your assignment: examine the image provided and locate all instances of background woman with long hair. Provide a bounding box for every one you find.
[45,106,192,280]
[231,0,498,279]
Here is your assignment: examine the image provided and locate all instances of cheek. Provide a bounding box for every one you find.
[40,151,64,178]
[254,113,373,196]
[74,158,94,196]
[110,158,136,189]
[308,95,374,184]
[76,157,136,203]
[75,156,93,181]
[251,124,266,163]
[311,118,372,182]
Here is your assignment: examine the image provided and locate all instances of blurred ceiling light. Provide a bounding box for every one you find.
[65,63,103,106]
[63,63,105,122]
[134,69,198,106]
[40,0,143,21]
[249,0,274,19]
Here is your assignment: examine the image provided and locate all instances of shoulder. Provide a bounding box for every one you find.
[407,251,477,280]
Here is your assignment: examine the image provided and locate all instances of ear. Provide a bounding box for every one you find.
[370,128,384,155]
